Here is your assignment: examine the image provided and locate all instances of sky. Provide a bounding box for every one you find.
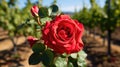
[18,0,106,12]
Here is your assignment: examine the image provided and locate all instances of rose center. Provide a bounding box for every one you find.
[57,27,71,41]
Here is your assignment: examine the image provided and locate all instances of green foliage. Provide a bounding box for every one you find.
[68,50,87,67]
[73,7,92,28]
[68,61,74,67]
[42,49,54,66]
[29,48,87,67]
[29,45,54,66]
[32,43,45,53]
[40,17,52,25]
[70,53,77,59]
[0,0,37,36]
[0,0,60,37]
[29,46,54,66]
[39,7,49,18]
[54,56,67,67]
[38,4,59,26]
[53,50,87,67]
[29,53,42,65]
[77,50,87,67]
[72,0,120,57]
[73,0,120,32]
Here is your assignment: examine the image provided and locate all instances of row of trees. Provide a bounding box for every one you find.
[0,0,40,36]
[0,0,42,54]
[72,0,120,56]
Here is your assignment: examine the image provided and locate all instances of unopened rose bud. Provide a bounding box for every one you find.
[31,5,39,17]
[27,36,38,47]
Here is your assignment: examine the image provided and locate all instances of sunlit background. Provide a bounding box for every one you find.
[16,0,105,12]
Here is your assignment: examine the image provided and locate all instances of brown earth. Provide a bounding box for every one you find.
[84,28,120,67]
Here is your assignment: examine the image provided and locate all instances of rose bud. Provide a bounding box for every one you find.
[31,5,39,17]
[27,36,38,47]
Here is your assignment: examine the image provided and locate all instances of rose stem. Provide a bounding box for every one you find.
[37,17,41,26]
[66,54,69,67]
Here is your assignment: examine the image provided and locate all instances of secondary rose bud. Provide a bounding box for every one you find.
[27,36,38,47]
[31,5,39,17]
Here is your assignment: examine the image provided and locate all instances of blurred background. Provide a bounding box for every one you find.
[0,0,120,67]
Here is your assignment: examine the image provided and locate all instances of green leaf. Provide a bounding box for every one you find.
[70,53,77,59]
[68,61,74,67]
[29,53,42,65]
[38,7,48,18]
[77,50,87,59]
[32,43,45,53]
[40,63,46,67]
[40,17,52,25]
[77,58,86,67]
[54,57,67,67]
[68,56,78,67]
[42,49,54,66]
[77,50,87,67]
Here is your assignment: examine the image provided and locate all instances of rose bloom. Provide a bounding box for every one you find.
[42,14,84,54]
[31,5,39,17]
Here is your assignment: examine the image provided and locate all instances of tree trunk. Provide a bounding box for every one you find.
[107,29,111,56]
[10,37,17,54]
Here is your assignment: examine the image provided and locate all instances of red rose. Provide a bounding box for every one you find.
[27,36,38,47]
[42,14,84,54]
[31,5,39,17]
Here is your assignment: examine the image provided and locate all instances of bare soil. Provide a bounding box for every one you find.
[83,35,120,67]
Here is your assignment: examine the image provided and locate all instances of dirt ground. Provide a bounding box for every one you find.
[83,35,120,67]
[0,27,120,67]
